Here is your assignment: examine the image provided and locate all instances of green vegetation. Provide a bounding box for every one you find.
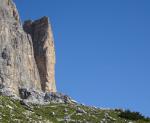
[0,95,150,123]
[118,109,150,122]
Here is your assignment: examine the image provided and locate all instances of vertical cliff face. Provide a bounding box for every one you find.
[23,17,56,92]
[0,0,56,94]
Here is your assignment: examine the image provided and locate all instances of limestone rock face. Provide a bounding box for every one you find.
[0,0,56,94]
[23,17,56,92]
[0,0,19,23]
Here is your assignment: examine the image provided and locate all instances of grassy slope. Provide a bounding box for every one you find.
[0,95,149,123]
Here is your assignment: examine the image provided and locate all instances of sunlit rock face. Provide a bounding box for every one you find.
[0,0,19,23]
[23,17,56,92]
[0,0,56,94]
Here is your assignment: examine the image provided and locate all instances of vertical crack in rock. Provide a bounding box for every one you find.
[23,17,57,92]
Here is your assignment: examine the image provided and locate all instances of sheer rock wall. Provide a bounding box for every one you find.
[0,0,56,94]
[23,17,56,92]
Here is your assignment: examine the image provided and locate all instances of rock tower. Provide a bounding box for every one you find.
[0,0,56,95]
[23,17,56,92]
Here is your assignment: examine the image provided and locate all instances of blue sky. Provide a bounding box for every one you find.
[14,0,150,116]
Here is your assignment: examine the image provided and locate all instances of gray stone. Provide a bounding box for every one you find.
[20,100,29,107]
[0,84,4,89]
[64,115,71,122]
[64,108,68,112]
[44,92,72,104]
[76,107,87,114]
[50,112,55,116]
[19,88,31,99]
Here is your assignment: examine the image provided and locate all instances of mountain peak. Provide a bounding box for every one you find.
[0,0,56,95]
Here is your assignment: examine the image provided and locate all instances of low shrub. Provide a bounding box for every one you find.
[119,109,150,121]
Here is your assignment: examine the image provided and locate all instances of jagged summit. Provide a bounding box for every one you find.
[0,0,56,95]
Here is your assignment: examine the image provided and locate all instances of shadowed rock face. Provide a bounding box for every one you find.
[0,0,56,94]
[23,17,56,92]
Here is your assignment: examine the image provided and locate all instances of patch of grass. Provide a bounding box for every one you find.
[0,95,150,123]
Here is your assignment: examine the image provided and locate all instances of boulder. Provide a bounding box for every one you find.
[44,92,72,104]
